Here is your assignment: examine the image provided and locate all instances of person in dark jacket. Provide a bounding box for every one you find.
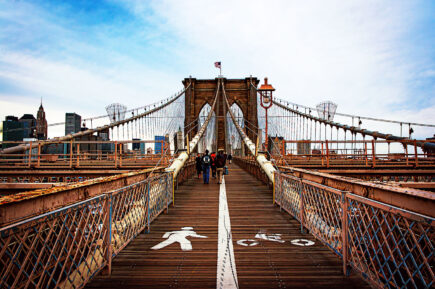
[216,150,227,184]
[201,150,211,184]
[227,154,232,164]
[195,153,202,178]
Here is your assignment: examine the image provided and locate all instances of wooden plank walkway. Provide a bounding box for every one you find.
[86,164,370,289]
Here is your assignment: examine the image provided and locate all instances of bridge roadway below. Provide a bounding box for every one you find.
[86,164,370,288]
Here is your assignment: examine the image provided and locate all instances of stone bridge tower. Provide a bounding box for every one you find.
[183,77,259,154]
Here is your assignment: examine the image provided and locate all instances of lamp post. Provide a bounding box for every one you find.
[258,77,275,151]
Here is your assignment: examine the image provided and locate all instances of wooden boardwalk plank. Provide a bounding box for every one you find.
[86,164,370,288]
[225,167,370,289]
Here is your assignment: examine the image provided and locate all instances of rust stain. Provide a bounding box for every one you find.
[0,167,164,206]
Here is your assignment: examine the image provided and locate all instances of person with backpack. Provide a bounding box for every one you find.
[227,154,233,164]
[195,153,202,179]
[201,150,211,184]
[216,149,227,184]
[210,151,217,178]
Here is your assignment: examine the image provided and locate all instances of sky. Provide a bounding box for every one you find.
[0,0,434,138]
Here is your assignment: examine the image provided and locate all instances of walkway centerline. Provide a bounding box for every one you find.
[217,177,238,289]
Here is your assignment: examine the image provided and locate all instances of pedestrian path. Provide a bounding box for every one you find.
[86,164,370,288]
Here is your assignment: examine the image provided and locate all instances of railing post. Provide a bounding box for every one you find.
[413,140,418,167]
[76,143,80,167]
[405,143,409,166]
[37,142,41,168]
[326,140,330,168]
[364,142,368,167]
[69,140,73,168]
[172,171,175,207]
[28,141,32,168]
[104,195,113,276]
[272,172,276,205]
[341,191,349,276]
[321,142,324,167]
[119,144,123,168]
[166,173,169,213]
[281,139,285,156]
[114,141,118,168]
[371,139,376,168]
[299,180,305,234]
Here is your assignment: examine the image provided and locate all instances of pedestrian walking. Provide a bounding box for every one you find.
[227,154,232,164]
[216,149,227,184]
[195,153,202,178]
[201,150,211,184]
[210,151,217,178]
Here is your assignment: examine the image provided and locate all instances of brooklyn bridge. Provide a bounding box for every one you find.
[0,77,434,289]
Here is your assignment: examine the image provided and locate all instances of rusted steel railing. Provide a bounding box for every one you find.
[233,156,270,185]
[0,172,173,289]
[275,139,435,168]
[175,159,196,187]
[0,140,172,169]
[274,171,434,289]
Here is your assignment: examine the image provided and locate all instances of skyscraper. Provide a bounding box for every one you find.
[36,102,47,140]
[65,113,81,135]
[2,116,23,148]
[19,114,36,139]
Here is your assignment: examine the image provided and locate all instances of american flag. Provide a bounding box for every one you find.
[214,61,221,68]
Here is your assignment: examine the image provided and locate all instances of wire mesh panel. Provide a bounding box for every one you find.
[302,180,344,256]
[0,195,109,289]
[273,169,435,288]
[148,173,172,224]
[274,172,301,220]
[111,182,149,255]
[346,194,434,289]
[0,171,175,289]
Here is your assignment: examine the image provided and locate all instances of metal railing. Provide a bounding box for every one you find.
[275,139,435,168]
[233,156,270,185]
[0,172,173,289]
[0,140,172,169]
[274,171,434,289]
[175,160,196,187]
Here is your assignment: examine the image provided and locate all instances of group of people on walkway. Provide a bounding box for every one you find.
[195,150,232,184]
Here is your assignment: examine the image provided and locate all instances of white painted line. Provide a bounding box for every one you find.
[217,177,239,289]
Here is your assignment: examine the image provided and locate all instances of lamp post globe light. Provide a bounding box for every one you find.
[258,77,275,150]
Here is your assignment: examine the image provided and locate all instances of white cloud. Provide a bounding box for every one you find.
[133,0,434,137]
[0,0,434,141]
[0,51,183,137]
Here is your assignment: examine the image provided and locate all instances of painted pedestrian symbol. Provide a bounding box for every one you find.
[291,239,315,247]
[151,227,208,251]
[255,232,285,243]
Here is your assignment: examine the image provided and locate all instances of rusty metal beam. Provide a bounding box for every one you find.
[388,182,435,190]
[0,183,61,189]
[0,169,133,175]
[317,169,435,174]
[0,167,164,226]
[279,166,435,217]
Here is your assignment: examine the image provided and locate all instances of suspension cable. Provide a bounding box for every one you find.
[223,80,276,183]
[166,79,221,177]
[0,83,191,154]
